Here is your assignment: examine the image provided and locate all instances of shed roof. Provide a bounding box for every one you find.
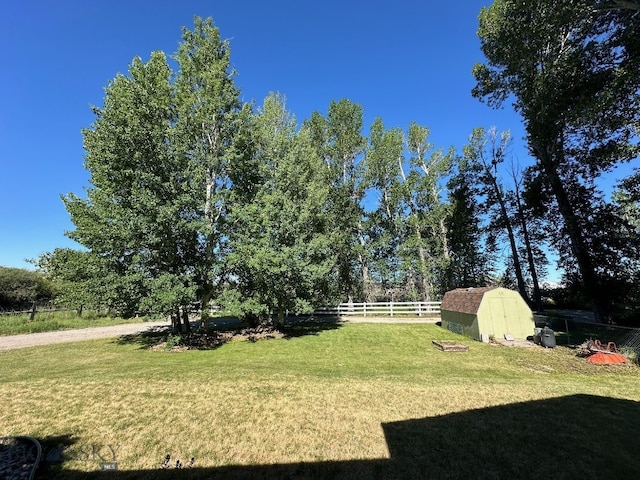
[441,287,498,315]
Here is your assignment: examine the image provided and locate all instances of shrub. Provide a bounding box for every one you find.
[0,267,57,310]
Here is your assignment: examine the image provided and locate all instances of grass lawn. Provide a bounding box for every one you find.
[1,322,639,479]
[0,311,150,336]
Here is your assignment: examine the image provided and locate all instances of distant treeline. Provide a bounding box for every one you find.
[0,266,56,311]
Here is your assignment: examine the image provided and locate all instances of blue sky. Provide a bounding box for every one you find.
[0,1,630,279]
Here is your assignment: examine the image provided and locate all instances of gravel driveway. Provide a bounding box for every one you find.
[0,321,170,351]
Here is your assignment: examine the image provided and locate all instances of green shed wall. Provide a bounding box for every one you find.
[441,311,480,340]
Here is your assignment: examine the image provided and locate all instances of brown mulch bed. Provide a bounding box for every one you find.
[157,325,285,351]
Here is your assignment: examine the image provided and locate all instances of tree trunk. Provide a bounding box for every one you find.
[439,216,450,262]
[535,142,610,323]
[520,221,542,312]
[502,210,529,303]
[487,172,531,305]
[200,288,212,320]
[276,309,285,329]
[432,184,451,263]
[513,188,542,312]
[181,307,191,333]
[546,170,609,322]
[359,254,372,302]
[415,228,432,301]
[171,309,180,334]
[358,226,371,302]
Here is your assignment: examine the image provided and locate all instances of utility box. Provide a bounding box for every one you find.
[539,326,556,348]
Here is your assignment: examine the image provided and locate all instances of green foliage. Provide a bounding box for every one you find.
[139,274,197,316]
[361,118,405,299]
[463,127,535,304]
[165,333,183,351]
[221,94,339,323]
[403,122,454,300]
[619,346,639,366]
[36,249,106,311]
[306,99,367,301]
[62,17,244,320]
[360,118,455,302]
[0,267,56,310]
[52,16,475,318]
[49,7,639,323]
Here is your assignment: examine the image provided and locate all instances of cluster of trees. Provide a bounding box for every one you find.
[473,0,640,323]
[35,2,639,327]
[0,267,56,311]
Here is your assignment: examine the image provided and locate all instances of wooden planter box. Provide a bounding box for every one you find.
[432,340,469,352]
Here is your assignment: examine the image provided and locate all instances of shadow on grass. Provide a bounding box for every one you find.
[281,315,342,338]
[32,434,77,479]
[115,326,172,350]
[32,394,640,479]
[114,316,342,350]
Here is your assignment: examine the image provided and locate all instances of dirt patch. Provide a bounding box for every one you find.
[492,338,539,348]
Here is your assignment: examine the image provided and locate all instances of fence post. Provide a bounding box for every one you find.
[390,302,394,317]
[29,302,37,321]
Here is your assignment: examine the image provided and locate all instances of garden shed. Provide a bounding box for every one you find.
[440,287,534,342]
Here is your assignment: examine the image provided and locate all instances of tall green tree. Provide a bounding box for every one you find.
[361,118,405,300]
[610,180,640,323]
[361,119,456,301]
[220,94,338,325]
[473,0,640,321]
[63,18,244,329]
[173,17,249,313]
[508,165,548,311]
[401,123,454,300]
[64,50,182,319]
[306,99,367,301]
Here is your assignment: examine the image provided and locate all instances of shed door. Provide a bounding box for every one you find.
[488,298,517,336]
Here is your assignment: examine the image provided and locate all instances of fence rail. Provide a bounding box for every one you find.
[0,306,79,320]
[539,316,640,354]
[314,301,441,317]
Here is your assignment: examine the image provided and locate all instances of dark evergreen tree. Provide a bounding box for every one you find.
[445,158,493,290]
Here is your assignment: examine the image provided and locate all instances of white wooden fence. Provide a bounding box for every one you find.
[314,301,441,317]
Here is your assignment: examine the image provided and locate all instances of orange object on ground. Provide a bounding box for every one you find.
[586,352,628,364]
